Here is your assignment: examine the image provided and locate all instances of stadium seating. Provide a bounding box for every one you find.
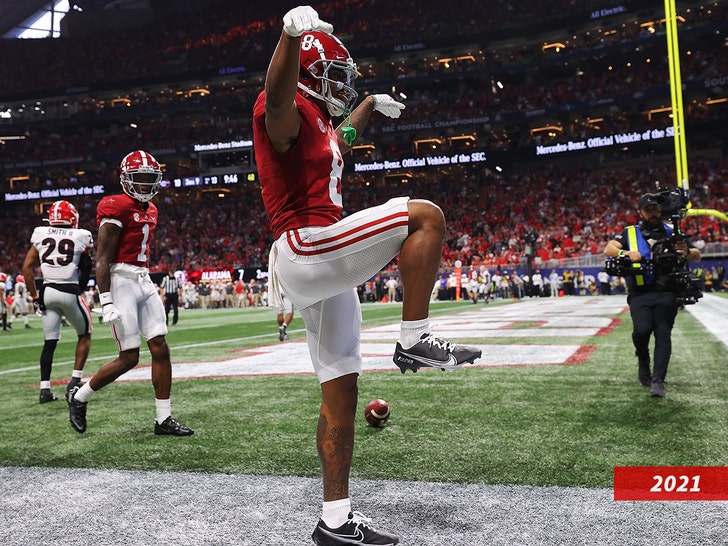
[1,0,726,277]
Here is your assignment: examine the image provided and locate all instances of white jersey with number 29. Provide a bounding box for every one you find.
[30,226,93,285]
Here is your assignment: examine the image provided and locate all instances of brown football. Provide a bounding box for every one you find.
[365,399,391,428]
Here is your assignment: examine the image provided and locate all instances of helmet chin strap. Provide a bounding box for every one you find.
[325,100,346,117]
[297,81,347,117]
[296,82,357,144]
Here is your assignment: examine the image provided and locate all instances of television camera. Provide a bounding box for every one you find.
[605,186,703,306]
[651,185,691,221]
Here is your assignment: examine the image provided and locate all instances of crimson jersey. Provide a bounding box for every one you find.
[253,91,344,238]
[96,193,158,266]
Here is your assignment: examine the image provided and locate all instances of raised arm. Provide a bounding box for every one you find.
[264,6,333,153]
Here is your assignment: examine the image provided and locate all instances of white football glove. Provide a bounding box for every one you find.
[371,94,405,119]
[283,5,333,37]
[102,303,122,325]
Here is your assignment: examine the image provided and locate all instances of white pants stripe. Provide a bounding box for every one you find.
[271,197,410,382]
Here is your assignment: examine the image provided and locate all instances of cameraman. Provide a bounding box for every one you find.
[603,193,700,397]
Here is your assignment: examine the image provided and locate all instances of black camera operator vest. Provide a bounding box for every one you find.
[626,223,676,292]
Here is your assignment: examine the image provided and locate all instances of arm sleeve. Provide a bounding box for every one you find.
[78,252,92,289]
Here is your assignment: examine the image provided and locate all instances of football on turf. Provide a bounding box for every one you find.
[365,399,391,428]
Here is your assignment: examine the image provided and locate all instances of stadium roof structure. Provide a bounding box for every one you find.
[0,0,55,37]
[1,0,151,38]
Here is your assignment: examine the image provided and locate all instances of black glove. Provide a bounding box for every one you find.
[33,297,45,314]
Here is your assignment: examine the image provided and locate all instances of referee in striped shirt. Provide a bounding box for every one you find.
[160,270,181,326]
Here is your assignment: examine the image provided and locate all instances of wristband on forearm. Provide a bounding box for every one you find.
[99,292,113,306]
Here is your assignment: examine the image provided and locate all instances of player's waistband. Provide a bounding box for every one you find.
[111,263,150,281]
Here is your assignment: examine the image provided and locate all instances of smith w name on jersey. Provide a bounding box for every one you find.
[30,225,94,285]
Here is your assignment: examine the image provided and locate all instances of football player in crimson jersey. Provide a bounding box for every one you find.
[253,7,481,545]
[22,200,94,404]
[67,150,193,437]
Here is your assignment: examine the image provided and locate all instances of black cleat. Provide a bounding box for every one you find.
[393,333,481,373]
[650,380,666,398]
[67,385,87,433]
[39,389,58,404]
[66,377,83,395]
[154,416,194,436]
[638,360,651,387]
[312,512,399,546]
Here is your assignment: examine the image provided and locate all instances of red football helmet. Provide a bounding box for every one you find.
[298,31,358,117]
[16,275,25,284]
[47,200,79,228]
[120,150,163,202]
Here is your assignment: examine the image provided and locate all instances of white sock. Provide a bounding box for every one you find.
[399,318,430,349]
[322,498,351,529]
[72,369,83,379]
[40,381,51,390]
[156,398,171,424]
[74,381,96,403]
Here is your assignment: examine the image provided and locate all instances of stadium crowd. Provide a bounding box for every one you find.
[1,0,725,168]
[2,0,694,97]
[1,0,726,282]
[1,155,726,282]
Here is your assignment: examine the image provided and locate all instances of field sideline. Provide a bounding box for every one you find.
[1,294,727,545]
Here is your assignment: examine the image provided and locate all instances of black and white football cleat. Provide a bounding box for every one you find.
[393,333,481,373]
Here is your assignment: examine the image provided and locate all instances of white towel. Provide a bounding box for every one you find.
[267,241,283,310]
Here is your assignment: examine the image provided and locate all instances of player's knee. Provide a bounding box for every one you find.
[408,199,445,234]
[147,336,170,360]
[118,354,140,371]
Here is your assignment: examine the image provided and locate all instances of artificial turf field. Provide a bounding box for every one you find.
[1,293,727,545]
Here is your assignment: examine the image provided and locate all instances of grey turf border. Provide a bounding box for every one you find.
[1,466,727,545]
